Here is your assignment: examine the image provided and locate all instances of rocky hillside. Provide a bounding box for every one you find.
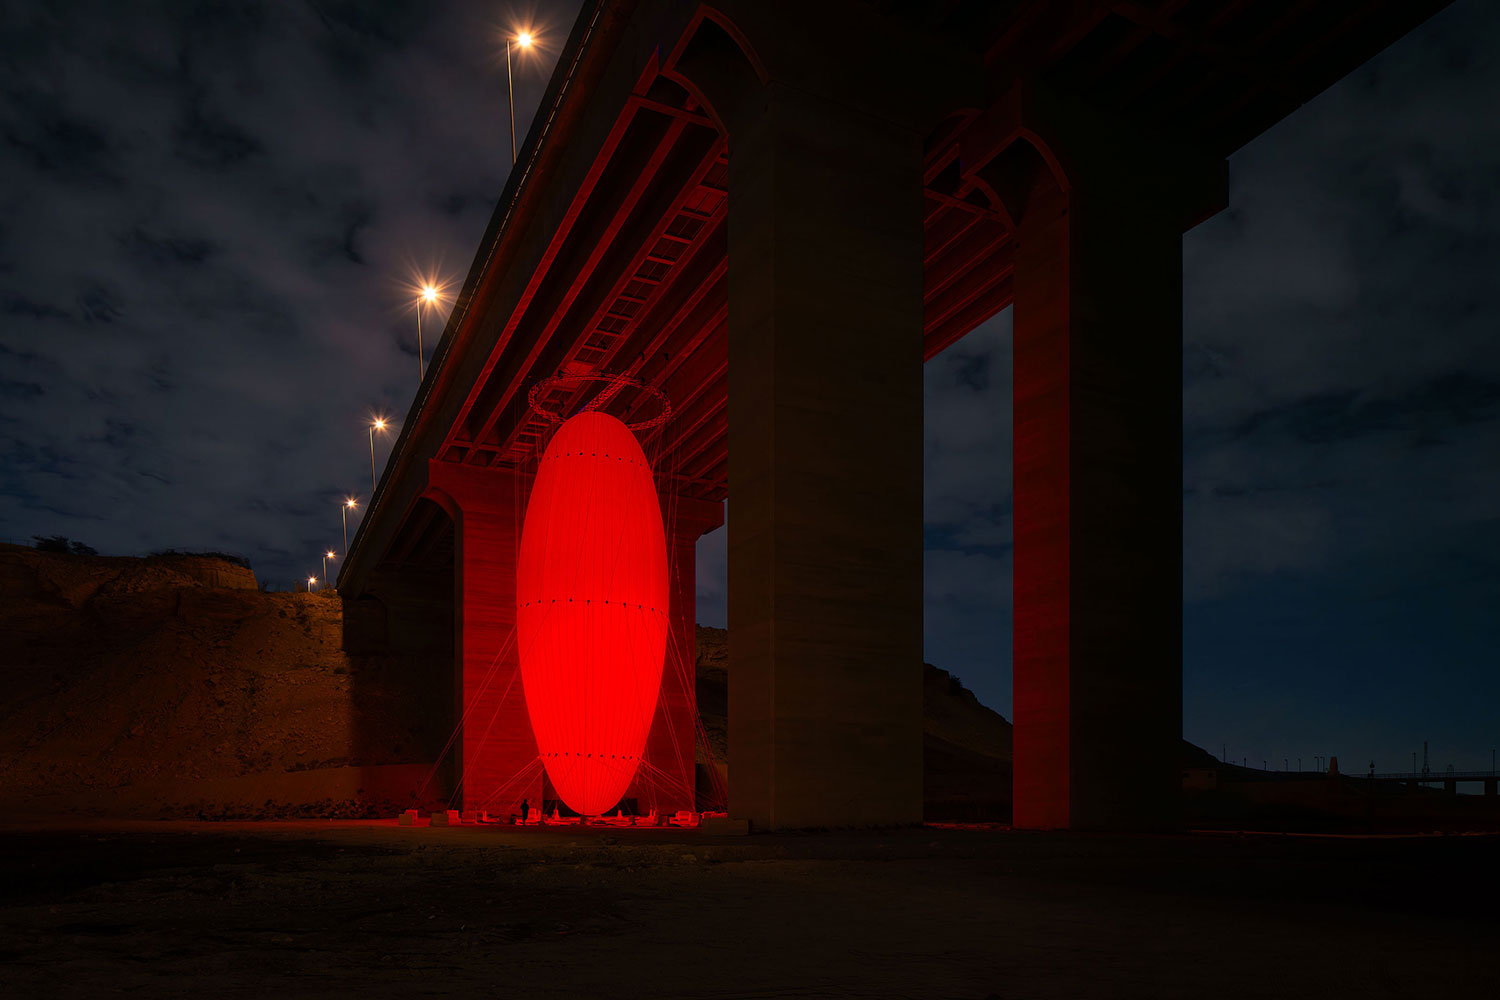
[0,544,445,818]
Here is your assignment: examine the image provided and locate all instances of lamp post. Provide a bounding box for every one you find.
[505,31,535,163]
[323,550,335,590]
[307,576,317,593]
[417,284,439,383]
[342,498,357,557]
[369,418,388,494]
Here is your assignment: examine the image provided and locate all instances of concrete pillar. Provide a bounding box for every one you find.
[638,496,724,815]
[426,461,536,816]
[726,81,925,830]
[343,560,454,805]
[1008,96,1225,830]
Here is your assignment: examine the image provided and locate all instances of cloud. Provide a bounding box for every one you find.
[0,0,580,583]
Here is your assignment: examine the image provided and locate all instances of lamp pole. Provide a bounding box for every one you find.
[307,576,316,593]
[506,38,516,163]
[342,499,356,558]
[323,551,335,591]
[505,32,534,164]
[416,285,439,384]
[369,418,387,494]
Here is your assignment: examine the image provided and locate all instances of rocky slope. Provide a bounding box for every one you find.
[0,544,445,818]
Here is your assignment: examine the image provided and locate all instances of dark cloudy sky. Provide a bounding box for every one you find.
[3,1,1497,774]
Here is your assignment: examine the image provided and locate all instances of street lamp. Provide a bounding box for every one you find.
[369,417,389,493]
[323,550,335,590]
[307,576,317,593]
[342,498,357,556]
[505,30,536,163]
[416,283,441,383]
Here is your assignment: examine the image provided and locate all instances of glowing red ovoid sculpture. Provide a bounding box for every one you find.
[517,410,668,816]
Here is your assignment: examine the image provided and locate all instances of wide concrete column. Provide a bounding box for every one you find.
[725,83,925,830]
[426,460,536,816]
[637,496,724,814]
[1008,98,1225,830]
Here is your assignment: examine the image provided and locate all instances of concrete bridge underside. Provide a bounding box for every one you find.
[339,0,1451,830]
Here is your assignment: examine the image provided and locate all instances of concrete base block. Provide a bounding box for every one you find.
[700,815,749,836]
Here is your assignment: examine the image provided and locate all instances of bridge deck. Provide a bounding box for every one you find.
[343,0,1449,589]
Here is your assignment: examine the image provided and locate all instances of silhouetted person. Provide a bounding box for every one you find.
[519,798,529,826]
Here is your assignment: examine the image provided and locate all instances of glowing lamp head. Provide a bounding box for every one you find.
[325,550,335,560]
[308,577,317,586]
[372,418,386,432]
[421,284,439,304]
[516,30,533,48]
[345,498,357,509]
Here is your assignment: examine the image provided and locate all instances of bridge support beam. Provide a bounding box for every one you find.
[725,82,925,830]
[1003,93,1226,830]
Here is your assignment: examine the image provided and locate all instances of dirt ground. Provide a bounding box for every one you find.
[1,821,1494,998]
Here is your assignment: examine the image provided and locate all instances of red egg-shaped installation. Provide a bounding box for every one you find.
[517,410,668,816]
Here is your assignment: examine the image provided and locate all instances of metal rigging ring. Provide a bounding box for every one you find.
[527,372,672,431]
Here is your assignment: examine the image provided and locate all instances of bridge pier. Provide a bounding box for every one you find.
[718,68,926,830]
[426,462,534,816]
[643,496,724,814]
[992,89,1225,830]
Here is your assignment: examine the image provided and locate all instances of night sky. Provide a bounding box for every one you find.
[3,2,1497,774]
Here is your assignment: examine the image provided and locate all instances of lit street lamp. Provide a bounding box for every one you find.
[505,30,535,163]
[417,284,438,386]
[323,550,335,590]
[307,576,317,593]
[369,417,389,493]
[342,497,357,557]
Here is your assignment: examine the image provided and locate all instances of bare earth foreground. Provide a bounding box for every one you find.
[1,820,1495,999]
